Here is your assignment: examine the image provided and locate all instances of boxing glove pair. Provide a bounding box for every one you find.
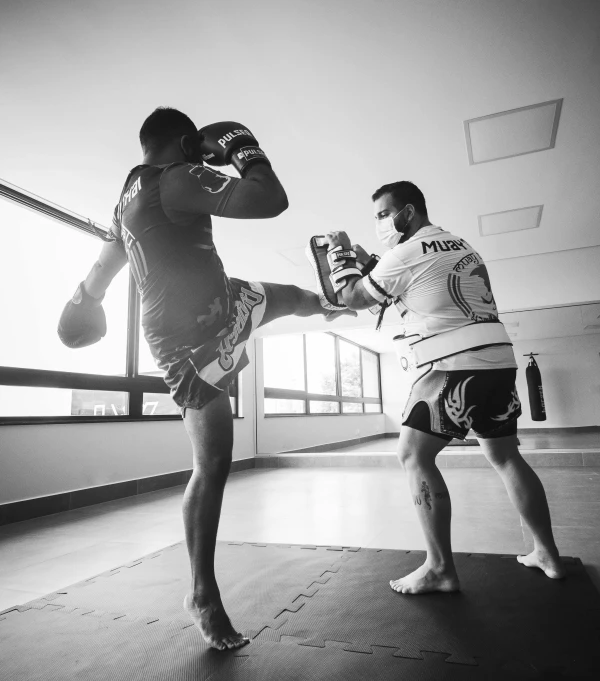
[58,282,106,348]
[198,121,271,176]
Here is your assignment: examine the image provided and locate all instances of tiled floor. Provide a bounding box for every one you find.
[1,461,599,613]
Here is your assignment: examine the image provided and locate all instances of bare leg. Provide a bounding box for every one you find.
[390,426,460,595]
[258,282,356,328]
[479,434,565,579]
[182,391,250,650]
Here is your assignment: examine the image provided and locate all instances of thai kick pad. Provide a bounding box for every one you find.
[1,542,599,680]
[305,236,347,311]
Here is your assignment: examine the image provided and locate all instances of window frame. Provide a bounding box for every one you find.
[0,179,241,425]
[263,332,383,417]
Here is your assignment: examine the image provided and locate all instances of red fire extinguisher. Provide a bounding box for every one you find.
[526,354,546,421]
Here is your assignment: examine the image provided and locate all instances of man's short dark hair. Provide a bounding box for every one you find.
[372,181,428,216]
[139,107,197,153]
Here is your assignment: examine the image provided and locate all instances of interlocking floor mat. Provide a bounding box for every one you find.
[0,541,598,680]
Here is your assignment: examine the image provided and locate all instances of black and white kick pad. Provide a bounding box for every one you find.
[0,541,598,680]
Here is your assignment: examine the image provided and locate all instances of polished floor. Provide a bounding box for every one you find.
[341,430,600,452]
[1,455,599,613]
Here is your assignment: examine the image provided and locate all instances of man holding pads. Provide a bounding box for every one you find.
[317,180,564,594]
[58,108,353,650]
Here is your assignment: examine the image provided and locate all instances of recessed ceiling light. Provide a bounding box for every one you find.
[465,99,563,165]
[479,205,543,237]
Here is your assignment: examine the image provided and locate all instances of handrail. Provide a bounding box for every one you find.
[0,178,112,241]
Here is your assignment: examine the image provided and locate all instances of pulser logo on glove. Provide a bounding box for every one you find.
[218,128,253,148]
[199,121,270,175]
[236,147,267,162]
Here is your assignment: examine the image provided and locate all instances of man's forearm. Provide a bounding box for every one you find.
[243,163,288,212]
[340,276,370,310]
[84,261,119,298]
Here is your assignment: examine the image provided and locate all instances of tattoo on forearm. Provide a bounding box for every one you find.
[421,481,432,510]
[413,495,421,506]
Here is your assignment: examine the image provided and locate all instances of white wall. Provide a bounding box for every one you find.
[488,247,600,313]
[256,412,386,455]
[254,338,385,454]
[380,334,600,432]
[512,334,600,428]
[0,349,257,506]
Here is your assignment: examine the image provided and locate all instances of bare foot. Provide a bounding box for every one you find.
[184,594,250,651]
[390,562,460,595]
[517,549,566,579]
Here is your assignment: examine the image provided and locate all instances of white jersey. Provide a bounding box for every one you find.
[362,225,517,370]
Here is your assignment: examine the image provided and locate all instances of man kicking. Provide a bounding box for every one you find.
[57,108,353,650]
[319,180,565,595]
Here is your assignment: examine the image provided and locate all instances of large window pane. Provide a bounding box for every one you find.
[306,333,337,395]
[309,400,340,414]
[339,339,362,397]
[342,401,363,414]
[362,350,380,398]
[264,398,306,414]
[0,201,128,374]
[142,392,179,416]
[306,333,336,395]
[263,335,305,390]
[0,386,128,417]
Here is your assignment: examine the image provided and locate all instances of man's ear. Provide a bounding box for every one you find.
[180,134,202,162]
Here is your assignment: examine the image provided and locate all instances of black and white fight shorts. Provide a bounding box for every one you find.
[402,368,522,441]
[163,279,267,414]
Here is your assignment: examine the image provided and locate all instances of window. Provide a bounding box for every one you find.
[0,386,129,418]
[263,335,305,390]
[306,333,337,395]
[0,181,221,422]
[0,179,244,424]
[0,200,129,376]
[263,332,382,416]
[361,349,382,413]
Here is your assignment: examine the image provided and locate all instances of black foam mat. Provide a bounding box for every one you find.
[252,549,600,677]
[17,542,351,633]
[0,541,598,680]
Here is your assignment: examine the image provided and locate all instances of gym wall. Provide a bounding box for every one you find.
[0,351,256,507]
[511,334,600,429]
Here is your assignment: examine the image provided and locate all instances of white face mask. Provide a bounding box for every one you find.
[375,209,406,249]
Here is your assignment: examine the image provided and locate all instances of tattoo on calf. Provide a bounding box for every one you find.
[413,495,421,506]
[421,481,432,510]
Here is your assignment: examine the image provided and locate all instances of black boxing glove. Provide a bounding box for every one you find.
[198,121,271,176]
[58,282,107,348]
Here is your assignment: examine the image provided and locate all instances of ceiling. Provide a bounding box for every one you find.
[1,0,599,350]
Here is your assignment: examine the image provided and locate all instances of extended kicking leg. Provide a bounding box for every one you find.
[258,282,356,327]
